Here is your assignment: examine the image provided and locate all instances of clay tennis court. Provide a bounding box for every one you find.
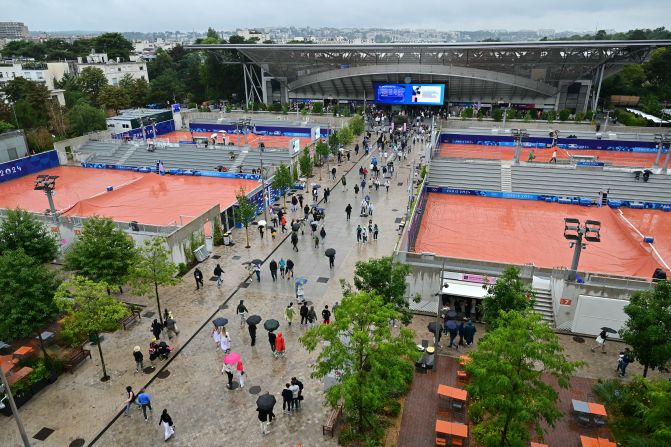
[159,130,312,148]
[438,143,658,168]
[414,193,670,278]
[0,166,260,226]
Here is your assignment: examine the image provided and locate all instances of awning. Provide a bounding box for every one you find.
[441,280,488,299]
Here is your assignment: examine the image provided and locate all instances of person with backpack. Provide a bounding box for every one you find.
[322,305,331,325]
[617,348,634,377]
[194,267,204,290]
[123,385,140,416]
[291,377,304,409]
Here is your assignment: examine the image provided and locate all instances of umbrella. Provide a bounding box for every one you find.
[312,184,321,190]
[210,133,217,139]
[325,248,336,257]
[310,220,319,226]
[427,321,440,334]
[223,352,241,365]
[291,223,301,232]
[446,310,458,319]
[445,320,457,331]
[247,315,262,325]
[256,393,276,411]
[258,220,267,227]
[295,277,308,286]
[601,327,617,334]
[212,317,228,327]
[218,130,227,133]
[251,259,263,265]
[264,319,280,331]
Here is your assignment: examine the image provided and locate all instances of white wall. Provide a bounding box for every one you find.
[77,61,149,85]
[571,295,628,337]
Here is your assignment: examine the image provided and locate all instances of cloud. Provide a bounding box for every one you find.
[5,0,671,33]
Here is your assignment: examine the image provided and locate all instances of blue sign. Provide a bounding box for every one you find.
[576,161,605,167]
[0,150,60,183]
[375,83,445,105]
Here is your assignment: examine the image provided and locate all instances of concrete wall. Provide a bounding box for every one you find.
[53,131,112,164]
[0,131,29,163]
[165,204,220,265]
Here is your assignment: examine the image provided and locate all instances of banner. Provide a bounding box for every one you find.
[0,150,60,183]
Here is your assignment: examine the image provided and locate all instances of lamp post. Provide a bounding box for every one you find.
[563,218,601,281]
[259,147,269,225]
[34,175,59,223]
[0,368,31,446]
[4,99,19,129]
[510,128,528,165]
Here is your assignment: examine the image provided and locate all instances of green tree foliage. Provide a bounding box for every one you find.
[0,249,58,341]
[0,208,59,263]
[92,33,134,60]
[559,109,571,121]
[348,115,365,136]
[482,266,534,327]
[213,217,224,246]
[0,34,132,61]
[298,147,313,178]
[312,102,324,114]
[55,276,129,380]
[64,216,137,291]
[98,85,130,114]
[337,126,354,147]
[234,187,257,248]
[66,101,107,136]
[78,67,108,105]
[350,256,414,324]
[620,280,671,377]
[300,291,416,439]
[466,311,582,447]
[148,69,184,104]
[0,120,14,132]
[462,107,474,118]
[1,78,51,128]
[315,140,330,165]
[129,237,180,325]
[271,162,293,204]
[492,108,504,122]
[26,127,54,153]
[119,74,149,108]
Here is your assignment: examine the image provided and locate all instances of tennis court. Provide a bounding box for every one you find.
[0,166,260,226]
[438,143,658,168]
[159,130,312,148]
[414,193,670,278]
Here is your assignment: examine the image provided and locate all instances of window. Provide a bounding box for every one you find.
[118,67,121,72]
[122,124,130,129]
[140,66,144,70]
[140,75,145,80]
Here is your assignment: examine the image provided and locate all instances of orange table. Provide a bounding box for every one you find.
[588,402,607,417]
[435,420,469,438]
[438,384,468,401]
[6,366,33,386]
[436,419,451,435]
[531,442,549,447]
[458,355,472,365]
[580,435,616,447]
[13,346,33,357]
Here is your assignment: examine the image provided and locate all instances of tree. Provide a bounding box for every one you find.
[620,280,671,377]
[312,102,324,114]
[349,256,415,324]
[26,127,54,153]
[92,33,134,61]
[271,162,293,205]
[64,216,137,292]
[298,147,313,178]
[119,74,148,108]
[349,115,365,136]
[0,208,59,263]
[55,276,129,381]
[300,291,416,439]
[314,139,330,166]
[2,78,51,128]
[47,101,68,137]
[234,188,257,248]
[78,67,108,104]
[0,249,58,342]
[130,238,181,326]
[337,126,354,147]
[66,101,107,136]
[148,69,184,103]
[98,85,130,114]
[482,266,534,327]
[466,311,582,447]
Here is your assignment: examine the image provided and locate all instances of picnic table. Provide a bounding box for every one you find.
[530,442,549,447]
[580,435,616,447]
[458,355,472,365]
[436,420,469,438]
[13,346,33,358]
[438,384,468,401]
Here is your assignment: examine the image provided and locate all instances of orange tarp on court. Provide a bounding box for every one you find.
[0,166,260,226]
[160,130,312,148]
[414,193,669,278]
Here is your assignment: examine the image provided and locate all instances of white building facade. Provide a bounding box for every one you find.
[0,60,69,105]
[76,53,148,86]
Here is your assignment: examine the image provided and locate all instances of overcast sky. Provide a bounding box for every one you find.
[5,0,671,33]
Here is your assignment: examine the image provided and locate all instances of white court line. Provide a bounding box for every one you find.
[617,209,670,271]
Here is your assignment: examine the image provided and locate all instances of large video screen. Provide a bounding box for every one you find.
[374,83,445,105]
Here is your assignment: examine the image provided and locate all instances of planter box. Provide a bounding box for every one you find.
[30,378,49,395]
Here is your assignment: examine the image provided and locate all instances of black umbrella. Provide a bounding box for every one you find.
[312,184,321,190]
[292,223,301,232]
[601,327,617,334]
[212,317,228,327]
[325,248,336,257]
[427,321,440,334]
[247,314,262,325]
[256,393,276,411]
[251,259,263,265]
[264,319,280,331]
[446,310,458,319]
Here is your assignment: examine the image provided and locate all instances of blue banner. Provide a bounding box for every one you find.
[111,119,175,140]
[0,150,60,183]
[189,123,331,139]
[80,163,261,181]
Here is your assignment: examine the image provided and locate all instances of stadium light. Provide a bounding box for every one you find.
[653,133,671,171]
[510,128,528,165]
[564,218,601,280]
[34,174,59,223]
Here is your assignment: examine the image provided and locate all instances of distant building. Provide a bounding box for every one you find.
[76,52,148,86]
[0,60,69,105]
[106,108,172,136]
[0,22,29,40]
[236,29,270,42]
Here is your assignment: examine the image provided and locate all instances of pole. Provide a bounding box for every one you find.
[10,102,20,129]
[95,333,110,382]
[259,149,269,224]
[569,231,584,281]
[45,190,58,223]
[155,281,163,326]
[435,259,446,348]
[0,367,31,447]
[513,136,522,165]
[654,141,664,169]
[663,145,671,173]
[502,106,507,130]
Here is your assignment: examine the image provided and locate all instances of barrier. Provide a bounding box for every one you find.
[111,119,176,140]
[189,122,332,138]
[0,150,60,183]
[80,162,262,181]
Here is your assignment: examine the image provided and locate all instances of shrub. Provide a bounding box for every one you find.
[462,107,474,118]
[492,108,504,122]
[585,110,594,121]
[574,111,586,122]
[559,109,571,121]
[546,110,557,122]
[177,262,188,275]
[614,109,648,126]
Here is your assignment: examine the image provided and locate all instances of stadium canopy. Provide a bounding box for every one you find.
[187,40,671,111]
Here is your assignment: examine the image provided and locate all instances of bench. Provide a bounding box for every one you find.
[322,404,343,437]
[120,311,141,330]
[64,346,92,373]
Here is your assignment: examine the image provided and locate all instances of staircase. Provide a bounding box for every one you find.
[500,161,512,192]
[533,288,555,327]
[117,144,139,165]
[230,152,247,172]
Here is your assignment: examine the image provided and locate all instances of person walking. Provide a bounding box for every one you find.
[282,383,293,415]
[457,319,465,346]
[151,319,163,340]
[463,319,477,346]
[286,259,294,279]
[291,195,298,212]
[123,385,140,416]
[236,360,245,388]
[299,302,309,326]
[307,306,317,327]
[219,328,231,353]
[345,203,352,221]
[341,175,347,191]
[323,187,330,204]
[236,300,248,326]
[284,302,295,327]
[303,204,310,221]
[331,167,337,180]
[448,324,459,351]
[274,332,286,359]
[248,321,257,346]
[164,312,179,339]
[194,268,204,290]
[253,262,261,282]
[319,226,326,242]
[361,227,368,244]
[298,194,304,209]
[354,184,359,196]
[269,259,278,281]
[616,348,633,377]
[222,362,234,389]
[289,380,300,412]
[591,329,608,353]
[257,405,271,435]
[356,224,362,243]
[328,253,335,269]
[385,179,390,192]
[550,149,557,163]
[291,377,304,409]
[278,258,286,279]
[373,224,379,241]
[137,389,153,422]
[280,215,287,233]
[133,346,144,373]
[159,409,175,441]
[291,232,299,252]
[268,330,277,353]
[258,225,265,238]
[212,327,221,349]
[322,305,331,325]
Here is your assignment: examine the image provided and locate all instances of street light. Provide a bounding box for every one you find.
[564,218,601,281]
[34,175,59,223]
[4,99,19,129]
[653,133,671,171]
[510,128,529,165]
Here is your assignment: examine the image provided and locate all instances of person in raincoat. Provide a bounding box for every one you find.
[274,332,286,358]
[284,302,295,327]
[463,319,477,346]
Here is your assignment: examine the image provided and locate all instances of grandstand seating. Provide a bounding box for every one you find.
[428,158,502,191]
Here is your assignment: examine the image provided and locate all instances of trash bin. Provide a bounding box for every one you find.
[223,232,232,246]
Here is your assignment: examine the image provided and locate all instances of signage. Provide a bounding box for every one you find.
[559,298,572,306]
[460,274,492,284]
[374,83,445,105]
[0,150,60,183]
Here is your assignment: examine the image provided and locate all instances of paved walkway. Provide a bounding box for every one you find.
[0,137,422,446]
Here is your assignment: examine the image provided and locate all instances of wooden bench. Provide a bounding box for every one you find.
[120,311,141,330]
[64,346,92,373]
[322,404,343,437]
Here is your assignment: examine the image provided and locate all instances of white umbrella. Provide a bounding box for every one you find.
[258,220,267,226]
[210,133,217,139]
[218,130,227,134]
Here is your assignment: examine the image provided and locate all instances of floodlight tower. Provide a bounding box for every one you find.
[34,175,59,223]
[653,133,671,171]
[510,128,528,165]
[563,218,601,281]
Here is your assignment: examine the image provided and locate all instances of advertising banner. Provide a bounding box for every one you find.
[0,150,60,183]
[374,83,445,105]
